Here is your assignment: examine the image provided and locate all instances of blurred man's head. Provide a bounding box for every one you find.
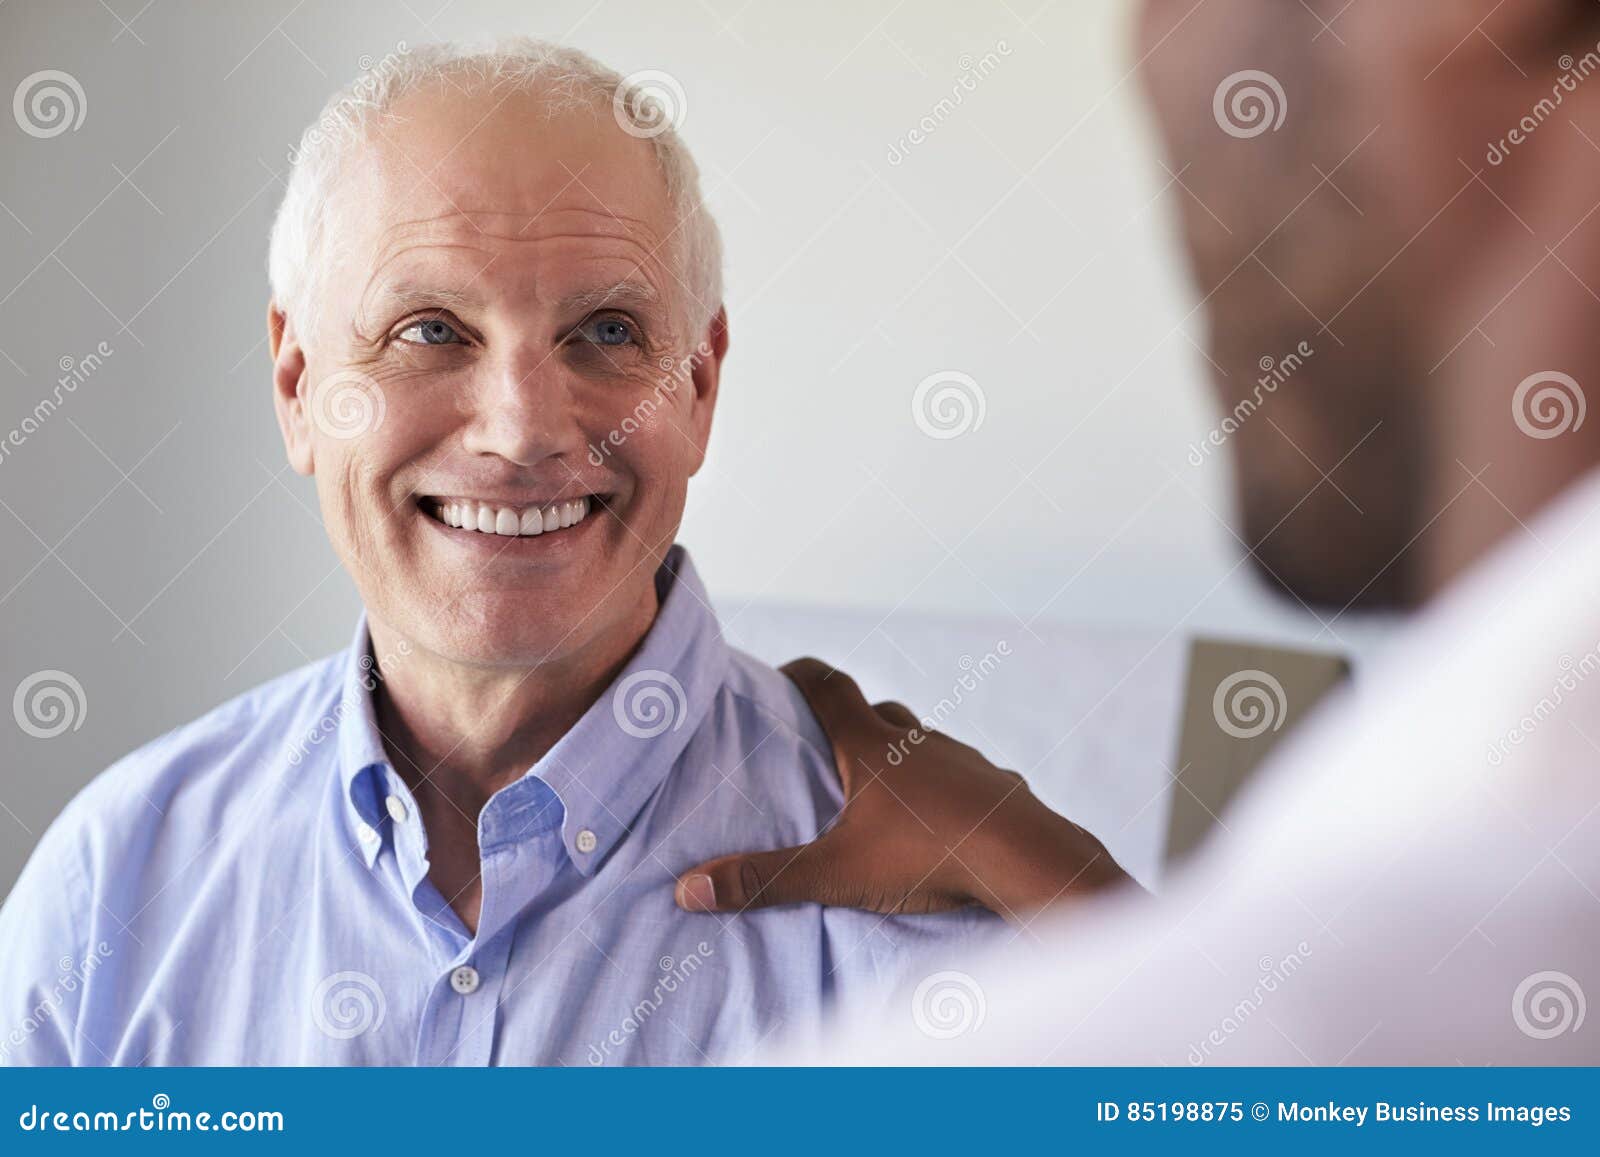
[265,41,728,672]
[1140,0,1600,608]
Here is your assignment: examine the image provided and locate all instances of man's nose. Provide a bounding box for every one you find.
[460,349,586,467]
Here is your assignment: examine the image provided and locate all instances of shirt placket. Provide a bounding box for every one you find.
[403,775,565,1065]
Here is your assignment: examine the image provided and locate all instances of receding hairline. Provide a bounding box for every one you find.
[267,38,724,343]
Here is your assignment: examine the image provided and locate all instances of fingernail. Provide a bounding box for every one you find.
[679,873,717,911]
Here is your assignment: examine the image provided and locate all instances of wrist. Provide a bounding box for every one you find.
[972,801,1131,919]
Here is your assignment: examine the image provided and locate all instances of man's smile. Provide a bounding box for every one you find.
[420,493,604,539]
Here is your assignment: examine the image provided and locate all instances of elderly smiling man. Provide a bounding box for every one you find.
[0,39,1001,1066]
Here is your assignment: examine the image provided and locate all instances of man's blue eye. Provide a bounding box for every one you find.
[586,317,635,347]
[400,318,461,345]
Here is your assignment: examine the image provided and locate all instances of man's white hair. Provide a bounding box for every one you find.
[267,38,723,342]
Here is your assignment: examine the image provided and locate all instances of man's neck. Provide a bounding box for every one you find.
[365,594,660,812]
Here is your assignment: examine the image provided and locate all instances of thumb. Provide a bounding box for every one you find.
[675,841,840,913]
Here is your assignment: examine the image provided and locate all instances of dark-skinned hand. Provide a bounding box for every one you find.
[674,657,1134,922]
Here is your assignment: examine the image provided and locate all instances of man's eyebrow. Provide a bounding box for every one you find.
[365,283,480,315]
[559,281,663,312]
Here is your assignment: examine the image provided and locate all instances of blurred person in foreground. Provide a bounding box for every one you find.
[677,0,1600,1064]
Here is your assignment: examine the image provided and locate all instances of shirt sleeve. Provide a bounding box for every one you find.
[0,808,94,1066]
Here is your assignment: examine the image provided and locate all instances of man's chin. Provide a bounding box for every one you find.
[1244,520,1416,612]
[403,624,601,672]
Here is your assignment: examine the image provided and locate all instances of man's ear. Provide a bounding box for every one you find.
[685,306,729,477]
[269,301,315,476]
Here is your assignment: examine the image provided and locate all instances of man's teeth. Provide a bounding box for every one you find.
[433,496,593,537]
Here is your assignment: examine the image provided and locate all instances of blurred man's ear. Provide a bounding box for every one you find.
[268,302,315,476]
[685,306,729,477]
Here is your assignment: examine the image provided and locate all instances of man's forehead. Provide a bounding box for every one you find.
[354,208,672,308]
[350,82,670,221]
[370,206,665,249]
[360,262,666,317]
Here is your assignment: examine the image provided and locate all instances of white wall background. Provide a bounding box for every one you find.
[0,0,1390,894]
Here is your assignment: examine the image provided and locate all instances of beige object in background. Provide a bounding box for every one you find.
[1166,638,1351,863]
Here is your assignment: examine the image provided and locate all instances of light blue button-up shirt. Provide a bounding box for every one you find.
[0,548,998,1065]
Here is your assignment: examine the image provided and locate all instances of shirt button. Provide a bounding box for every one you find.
[450,965,480,995]
[356,822,379,847]
[385,795,408,823]
[575,828,598,854]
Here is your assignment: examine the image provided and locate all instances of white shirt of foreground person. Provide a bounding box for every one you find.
[793,467,1600,1065]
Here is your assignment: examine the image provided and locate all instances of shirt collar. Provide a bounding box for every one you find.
[530,545,727,874]
[333,545,727,875]
[335,616,393,868]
